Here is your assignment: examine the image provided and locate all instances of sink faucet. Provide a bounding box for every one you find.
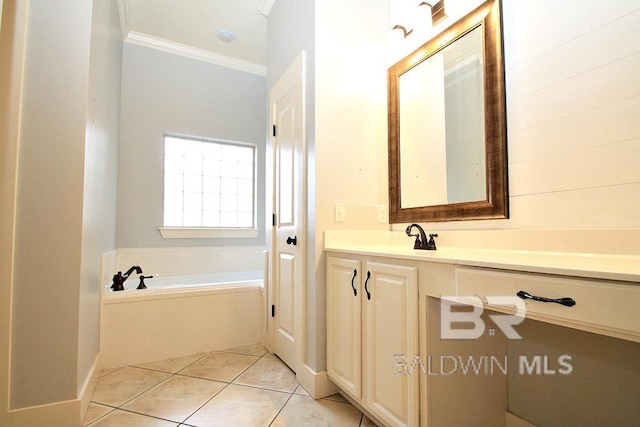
[405,224,438,250]
[111,265,143,291]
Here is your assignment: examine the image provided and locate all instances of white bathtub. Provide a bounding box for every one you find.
[104,271,263,299]
[100,269,264,368]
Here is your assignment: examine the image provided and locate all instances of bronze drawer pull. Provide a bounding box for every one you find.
[517,290,576,307]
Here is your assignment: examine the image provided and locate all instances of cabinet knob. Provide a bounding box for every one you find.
[286,236,297,245]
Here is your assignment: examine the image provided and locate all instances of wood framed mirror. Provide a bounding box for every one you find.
[388,0,508,223]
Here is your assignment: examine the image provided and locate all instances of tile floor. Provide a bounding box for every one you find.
[84,343,378,426]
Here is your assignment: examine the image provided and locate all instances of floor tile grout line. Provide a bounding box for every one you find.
[173,349,271,425]
[94,369,179,412]
[175,348,295,425]
[177,377,234,425]
[121,368,232,425]
[227,381,298,395]
[96,405,184,425]
[114,370,178,409]
[171,371,231,384]
[83,404,116,427]
[267,390,297,427]
[96,365,125,379]
[133,350,214,376]
[217,348,268,357]
[172,349,214,374]
[90,354,209,413]
[225,351,264,384]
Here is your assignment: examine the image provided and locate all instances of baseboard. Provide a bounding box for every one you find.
[506,412,537,427]
[297,363,339,399]
[6,352,101,427]
[79,352,101,423]
[7,399,80,427]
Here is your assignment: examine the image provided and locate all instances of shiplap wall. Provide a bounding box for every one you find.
[397,0,640,230]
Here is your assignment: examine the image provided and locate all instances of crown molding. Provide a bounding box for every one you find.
[124,31,267,76]
[257,0,276,17]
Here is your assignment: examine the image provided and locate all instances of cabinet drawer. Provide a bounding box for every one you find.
[456,267,640,342]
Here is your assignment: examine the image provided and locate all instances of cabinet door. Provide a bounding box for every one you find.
[327,256,362,399]
[364,261,419,427]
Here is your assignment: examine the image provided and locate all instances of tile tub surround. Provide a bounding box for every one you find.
[84,344,377,426]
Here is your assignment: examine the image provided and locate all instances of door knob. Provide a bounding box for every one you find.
[286,236,297,245]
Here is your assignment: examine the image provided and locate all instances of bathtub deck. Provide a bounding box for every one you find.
[85,344,377,426]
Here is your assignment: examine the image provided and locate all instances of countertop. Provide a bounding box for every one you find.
[324,230,640,283]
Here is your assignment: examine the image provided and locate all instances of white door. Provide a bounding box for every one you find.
[270,52,305,372]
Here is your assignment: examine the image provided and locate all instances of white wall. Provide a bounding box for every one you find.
[313,0,390,373]
[10,0,93,408]
[497,0,640,230]
[0,0,29,422]
[117,42,267,248]
[1,0,121,416]
[79,0,122,391]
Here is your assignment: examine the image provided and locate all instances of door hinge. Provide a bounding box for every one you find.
[272,213,276,227]
[271,304,275,317]
[272,124,276,137]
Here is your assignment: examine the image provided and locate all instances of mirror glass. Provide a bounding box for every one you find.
[388,0,508,223]
[399,25,485,208]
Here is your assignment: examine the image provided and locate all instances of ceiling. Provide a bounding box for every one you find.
[118,0,271,70]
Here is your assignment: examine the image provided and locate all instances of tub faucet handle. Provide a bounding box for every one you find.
[137,275,153,290]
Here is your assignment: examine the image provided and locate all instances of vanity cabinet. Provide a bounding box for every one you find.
[327,254,419,427]
[325,229,640,426]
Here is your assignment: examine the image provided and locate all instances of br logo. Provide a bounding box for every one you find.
[440,296,526,340]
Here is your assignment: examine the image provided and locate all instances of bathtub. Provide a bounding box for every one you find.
[100,268,265,368]
[104,270,263,299]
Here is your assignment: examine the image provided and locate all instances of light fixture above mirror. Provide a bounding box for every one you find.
[419,1,447,25]
[391,0,447,38]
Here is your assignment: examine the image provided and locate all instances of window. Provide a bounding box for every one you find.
[162,135,256,235]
